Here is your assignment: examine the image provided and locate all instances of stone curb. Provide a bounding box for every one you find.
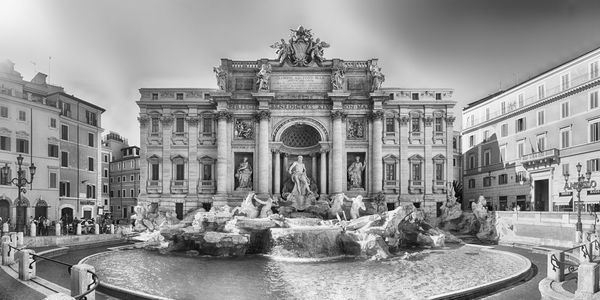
[428,245,533,300]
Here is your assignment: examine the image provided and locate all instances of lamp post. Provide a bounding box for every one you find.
[1,154,36,232]
[564,162,597,243]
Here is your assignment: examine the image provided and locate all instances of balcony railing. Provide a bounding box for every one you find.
[432,179,447,194]
[197,179,216,193]
[170,180,188,194]
[521,148,560,168]
[432,131,446,143]
[408,179,423,194]
[409,131,423,144]
[146,180,162,194]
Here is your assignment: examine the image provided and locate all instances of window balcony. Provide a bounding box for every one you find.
[171,132,189,145]
[432,131,446,144]
[409,131,423,144]
[383,179,399,193]
[409,179,423,194]
[147,132,163,146]
[198,132,216,145]
[170,180,188,194]
[521,148,560,169]
[432,179,447,194]
[197,179,216,194]
[146,180,162,194]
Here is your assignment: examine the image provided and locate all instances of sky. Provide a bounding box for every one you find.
[2,0,600,146]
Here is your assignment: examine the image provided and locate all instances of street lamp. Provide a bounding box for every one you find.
[564,162,597,243]
[1,154,36,232]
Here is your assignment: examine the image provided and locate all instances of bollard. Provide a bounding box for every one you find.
[109,224,114,234]
[30,223,37,237]
[1,235,14,265]
[76,223,81,236]
[547,250,565,282]
[70,264,96,300]
[16,232,23,247]
[576,261,600,297]
[17,249,36,280]
[55,223,61,236]
[9,232,17,250]
[2,223,8,234]
[94,224,99,235]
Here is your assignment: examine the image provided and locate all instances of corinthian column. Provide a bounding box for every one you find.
[273,148,281,196]
[255,110,271,195]
[331,110,346,193]
[215,111,232,196]
[320,149,328,196]
[371,110,384,193]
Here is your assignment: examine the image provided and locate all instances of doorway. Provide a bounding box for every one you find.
[0,199,9,223]
[61,207,73,223]
[16,206,27,232]
[534,179,549,211]
[175,203,183,220]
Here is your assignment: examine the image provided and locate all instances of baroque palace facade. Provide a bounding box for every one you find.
[137,27,457,217]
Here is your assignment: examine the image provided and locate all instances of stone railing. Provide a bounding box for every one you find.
[146,180,162,194]
[197,180,216,194]
[409,131,423,144]
[170,180,188,194]
[432,180,447,194]
[521,148,560,168]
[409,180,423,194]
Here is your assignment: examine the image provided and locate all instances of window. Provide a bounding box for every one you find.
[176,93,184,100]
[61,125,69,140]
[411,162,422,181]
[61,102,71,116]
[117,177,121,183]
[501,102,506,114]
[18,110,26,121]
[469,155,475,169]
[16,139,28,153]
[86,184,96,199]
[516,118,526,132]
[110,178,113,183]
[103,184,108,194]
[435,163,444,180]
[483,150,491,166]
[411,117,420,132]
[591,91,599,110]
[152,93,159,100]
[411,93,419,100]
[591,61,599,79]
[468,178,475,189]
[48,144,59,157]
[117,190,121,197]
[0,166,10,185]
[0,106,7,118]
[499,196,508,211]
[203,164,212,180]
[175,163,185,180]
[483,177,492,187]
[103,169,108,178]
[498,174,508,185]
[560,127,571,149]
[469,135,474,147]
[130,175,134,181]
[61,152,68,167]
[537,134,546,152]
[121,189,125,197]
[434,117,443,132]
[563,164,570,176]
[385,117,394,133]
[561,74,570,91]
[483,130,489,142]
[0,136,10,151]
[130,189,134,197]
[151,163,159,180]
[59,181,70,197]
[175,117,185,133]
[538,85,545,99]
[518,94,524,107]
[485,108,490,121]
[49,172,57,189]
[88,157,94,171]
[501,124,508,137]
[537,110,545,126]
[122,176,126,182]
[500,145,506,162]
[50,118,57,128]
[104,154,109,162]
[85,111,97,126]
[151,118,160,133]
[589,159,600,172]
[561,101,570,118]
[435,93,442,100]
[453,158,456,166]
[517,140,525,157]
[385,163,396,181]
[202,117,213,134]
[590,120,600,142]
[88,133,94,147]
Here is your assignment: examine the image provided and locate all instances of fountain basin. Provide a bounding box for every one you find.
[268,226,343,258]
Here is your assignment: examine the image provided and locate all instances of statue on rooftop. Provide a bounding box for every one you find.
[269,26,330,66]
[331,64,346,91]
[256,63,272,91]
[369,63,385,91]
[213,66,228,90]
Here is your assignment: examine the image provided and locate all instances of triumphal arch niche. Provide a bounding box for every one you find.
[138,26,457,215]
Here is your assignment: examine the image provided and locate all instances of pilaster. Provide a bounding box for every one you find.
[212,92,232,204]
[138,114,149,199]
[161,113,173,194]
[252,93,274,197]
[370,93,387,195]
[187,113,199,198]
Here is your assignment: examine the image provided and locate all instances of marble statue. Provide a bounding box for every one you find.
[440,184,463,223]
[288,155,313,210]
[269,26,330,66]
[235,157,253,190]
[369,63,385,91]
[213,66,228,90]
[331,65,346,91]
[309,38,329,62]
[349,195,366,220]
[347,119,365,139]
[270,39,292,64]
[234,119,253,139]
[232,192,259,218]
[472,195,489,220]
[256,63,272,91]
[347,156,366,189]
[254,195,277,218]
[328,193,345,220]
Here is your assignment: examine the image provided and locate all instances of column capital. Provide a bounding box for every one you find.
[254,110,271,121]
[138,115,150,126]
[397,115,410,125]
[330,110,347,120]
[160,115,173,125]
[423,115,433,126]
[271,147,281,154]
[368,110,385,120]
[214,111,233,121]
[186,116,200,125]
[445,115,456,125]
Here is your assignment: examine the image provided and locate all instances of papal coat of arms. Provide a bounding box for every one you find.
[270,26,330,66]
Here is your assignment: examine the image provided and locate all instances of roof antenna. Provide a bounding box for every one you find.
[48,56,52,81]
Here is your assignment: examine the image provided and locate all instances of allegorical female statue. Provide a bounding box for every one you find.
[347,156,366,189]
[235,157,253,190]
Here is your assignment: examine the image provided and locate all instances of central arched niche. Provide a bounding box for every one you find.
[280,124,321,148]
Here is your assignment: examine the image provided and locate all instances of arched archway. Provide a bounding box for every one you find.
[0,196,10,224]
[35,199,48,219]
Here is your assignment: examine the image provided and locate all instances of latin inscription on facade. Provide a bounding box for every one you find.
[270,74,331,92]
[271,103,332,110]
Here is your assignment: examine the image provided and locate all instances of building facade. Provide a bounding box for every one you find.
[462,47,600,212]
[137,27,457,218]
[109,145,140,222]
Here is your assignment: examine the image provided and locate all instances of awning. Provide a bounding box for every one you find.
[553,195,572,205]
[584,193,600,204]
